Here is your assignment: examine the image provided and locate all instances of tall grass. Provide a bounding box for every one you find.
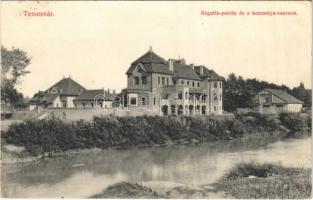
[215,162,311,199]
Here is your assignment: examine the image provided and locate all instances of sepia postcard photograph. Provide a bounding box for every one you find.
[1,1,312,199]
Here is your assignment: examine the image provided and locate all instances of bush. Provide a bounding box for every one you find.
[279,113,306,131]
[2,114,307,156]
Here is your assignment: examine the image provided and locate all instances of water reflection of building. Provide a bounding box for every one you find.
[121,47,224,116]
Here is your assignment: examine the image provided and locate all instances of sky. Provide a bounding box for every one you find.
[1,1,311,97]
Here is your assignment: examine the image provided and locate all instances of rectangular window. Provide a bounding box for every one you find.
[187,81,190,85]
[130,98,137,105]
[166,77,169,85]
[141,76,147,84]
[154,97,156,105]
[265,97,270,103]
[220,82,222,88]
[158,76,160,85]
[192,82,195,87]
[181,80,184,85]
[214,82,217,88]
[197,82,200,87]
[162,77,165,85]
[134,77,139,85]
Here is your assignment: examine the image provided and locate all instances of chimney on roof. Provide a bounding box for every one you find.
[107,88,110,93]
[149,46,153,52]
[200,66,204,75]
[190,64,194,70]
[113,90,116,94]
[168,59,174,71]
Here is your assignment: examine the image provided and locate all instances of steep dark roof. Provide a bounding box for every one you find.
[194,66,224,81]
[29,93,59,104]
[173,63,201,80]
[127,63,174,75]
[131,50,167,65]
[40,94,59,104]
[127,49,171,75]
[74,89,115,101]
[46,77,86,96]
[126,48,223,81]
[265,89,303,104]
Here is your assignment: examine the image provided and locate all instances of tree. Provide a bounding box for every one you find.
[292,82,311,108]
[1,46,31,105]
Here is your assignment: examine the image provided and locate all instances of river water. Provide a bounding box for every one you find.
[1,135,311,198]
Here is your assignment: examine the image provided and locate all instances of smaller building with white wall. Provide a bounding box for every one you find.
[255,89,303,114]
[73,89,116,108]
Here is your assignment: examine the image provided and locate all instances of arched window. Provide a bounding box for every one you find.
[178,92,183,100]
[185,92,189,99]
[202,95,206,101]
[141,97,146,106]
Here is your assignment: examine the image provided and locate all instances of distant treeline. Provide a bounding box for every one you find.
[223,73,312,112]
[2,113,311,156]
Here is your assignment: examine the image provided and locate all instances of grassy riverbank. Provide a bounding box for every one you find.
[89,163,311,199]
[1,113,311,157]
[214,163,312,199]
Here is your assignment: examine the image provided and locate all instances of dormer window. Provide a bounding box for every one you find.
[136,63,145,73]
[51,88,58,94]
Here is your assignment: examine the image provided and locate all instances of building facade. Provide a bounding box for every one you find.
[73,89,116,108]
[29,77,86,109]
[121,47,224,116]
[254,89,303,114]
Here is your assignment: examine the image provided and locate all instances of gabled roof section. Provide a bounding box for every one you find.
[264,89,303,104]
[74,89,115,101]
[173,62,201,80]
[126,48,170,75]
[46,77,86,96]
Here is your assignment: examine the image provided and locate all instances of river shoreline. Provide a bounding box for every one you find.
[2,130,310,165]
